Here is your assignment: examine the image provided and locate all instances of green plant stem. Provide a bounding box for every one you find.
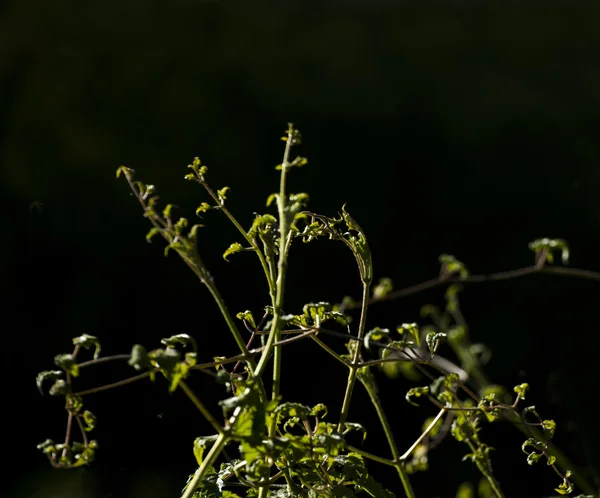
[465,440,504,498]
[345,445,396,467]
[337,282,370,431]
[310,335,351,367]
[256,126,294,498]
[360,371,416,498]
[180,433,228,498]
[179,380,223,434]
[197,178,276,301]
[400,408,446,461]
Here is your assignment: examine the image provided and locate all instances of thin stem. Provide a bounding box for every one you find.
[363,264,600,308]
[180,433,228,498]
[345,445,396,467]
[360,373,416,498]
[179,380,224,434]
[400,408,445,460]
[77,354,132,369]
[196,178,276,300]
[310,335,352,367]
[74,370,155,396]
[337,282,370,431]
[465,440,504,498]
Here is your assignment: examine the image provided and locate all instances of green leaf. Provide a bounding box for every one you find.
[455,482,475,498]
[372,277,393,300]
[425,331,447,357]
[236,310,256,329]
[146,227,161,243]
[513,383,530,400]
[406,386,429,407]
[196,202,212,215]
[266,193,278,207]
[129,344,152,371]
[363,327,390,350]
[72,334,101,359]
[193,435,219,465]
[223,242,244,261]
[217,186,230,203]
[49,379,68,396]
[555,472,574,495]
[162,204,177,219]
[161,334,197,353]
[36,370,63,395]
[529,237,570,265]
[83,410,96,431]
[542,419,557,438]
[54,354,79,377]
[439,254,469,278]
[397,323,420,347]
[116,165,134,178]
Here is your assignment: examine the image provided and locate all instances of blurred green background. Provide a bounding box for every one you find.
[4,2,600,497]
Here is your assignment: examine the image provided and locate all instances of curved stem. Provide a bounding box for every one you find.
[179,380,224,435]
[337,282,370,431]
[360,370,416,498]
[180,433,227,498]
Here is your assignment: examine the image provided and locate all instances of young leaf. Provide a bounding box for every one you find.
[36,370,63,395]
[54,354,79,377]
[372,277,393,300]
[406,386,430,407]
[236,310,256,329]
[161,334,198,353]
[223,242,244,261]
[425,331,447,357]
[83,410,96,432]
[72,334,101,359]
[128,344,152,371]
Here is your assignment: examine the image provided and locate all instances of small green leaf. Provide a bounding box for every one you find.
[196,202,212,215]
[116,166,134,178]
[513,383,529,400]
[72,334,101,359]
[425,331,447,357]
[161,334,197,353]
[236,310,256,329]
[542,419,557,438]
[194,435,219,465]
[83,410,96,431]
[162,204,177,219]
[223,242,244,261]
[146,227,161,243]
[54,354,79,377]
[49,379,68,396]
[372,277,393,300]
[128,344,152,371]
[397,323,420,347]
[36,370,63,395]
[217,186,230,203]
[406,386,429,407]
[266,193,278,207]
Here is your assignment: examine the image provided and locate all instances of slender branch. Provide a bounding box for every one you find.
[338,282,370,431]
[360,370,416,498]
[179,380,223,434]
[74,370,155,396]
[345,445,396,467]
[77,354,132,369]
[363,263,600,308]
[180,433,228,498]
[400,408,445,460]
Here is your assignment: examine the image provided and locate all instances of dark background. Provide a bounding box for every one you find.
[3,2,600,497]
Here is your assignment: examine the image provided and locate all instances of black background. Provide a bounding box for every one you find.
[3,2,600,497]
